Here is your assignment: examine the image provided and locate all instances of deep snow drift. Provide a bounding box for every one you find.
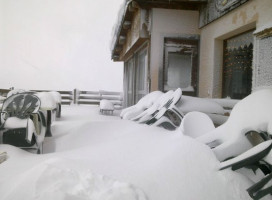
[0,103,270,200]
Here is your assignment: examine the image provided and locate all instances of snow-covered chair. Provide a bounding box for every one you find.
[180,111,215,138]
[100,99,114,115]
[48,91,62,118]
[0,96,6,110]
[36,92,59,137]
[145,88,184,130]
[131,90,174,123]
[219,128,272,200]
[177,95,226,126]
[0,93,46,154]
[197,89,272,162]
[120,91,163,120]
[6,89,26,98]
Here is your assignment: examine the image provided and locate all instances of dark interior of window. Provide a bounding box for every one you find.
[222,30,254,99]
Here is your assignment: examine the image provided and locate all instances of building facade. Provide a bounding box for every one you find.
[111,0,272,107]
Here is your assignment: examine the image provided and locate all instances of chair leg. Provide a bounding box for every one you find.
[37,143,43,154]
[56,104,61,118]
[45,110,52,137]
[247,173,272,200]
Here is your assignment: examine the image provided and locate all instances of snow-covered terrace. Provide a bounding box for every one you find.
[1,88,272,200]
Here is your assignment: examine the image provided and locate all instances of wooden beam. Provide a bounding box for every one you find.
[115,45,123,52]
[119,36,126,45]
[123,21,132,29]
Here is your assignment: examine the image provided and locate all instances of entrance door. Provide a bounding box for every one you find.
[163,38,198,96]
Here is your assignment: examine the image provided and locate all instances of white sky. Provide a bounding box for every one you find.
[0,0,124,92]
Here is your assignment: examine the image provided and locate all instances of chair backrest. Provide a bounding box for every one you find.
[1,93,41,119]
[181,111,215,138]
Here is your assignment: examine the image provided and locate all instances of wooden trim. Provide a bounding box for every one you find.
[254,27,272,39]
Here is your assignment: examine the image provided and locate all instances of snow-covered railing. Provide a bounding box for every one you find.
[74,89,123,109]
[0,89,10,97]
[58,91,73,105]
[1,88,123,108]
[26,89,73,105]
[204,98,240,126]
[209,98,240,112]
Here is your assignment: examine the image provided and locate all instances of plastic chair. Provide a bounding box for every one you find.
[219,130,272,200]
[0,93,46,154]
[197,89,272,161]
[145,88,184,130]
[120,91,163,120]
[180,111,215,138]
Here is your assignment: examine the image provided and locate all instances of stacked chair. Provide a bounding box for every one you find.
[181,89,272,200]
[121,88,184,130]
[219,130,272,200]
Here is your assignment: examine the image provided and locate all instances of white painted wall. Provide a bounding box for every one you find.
[150,8,200,91]
[199,0,272,98]
[0,0,124,91]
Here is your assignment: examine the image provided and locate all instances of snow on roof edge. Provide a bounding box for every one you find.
[253,22,272,35]
[110,0,133,58]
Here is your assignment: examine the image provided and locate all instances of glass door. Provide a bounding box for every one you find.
[163,38,198,96]
[135,48,148,103]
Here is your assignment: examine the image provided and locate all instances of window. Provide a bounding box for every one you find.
[126,58,134,106]
[124,47,148,107]
[135,49,148,102]
[163,38,198,96]
[222,30,254,99]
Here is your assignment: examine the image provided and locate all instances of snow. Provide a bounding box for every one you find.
[130,91,174,122]
[48,91,62,104]
[253,22,272,35]
[2,117,28,129]
[180,111,215,138]
[0,96,6,101]
[100,99,114,111]
[110,0,131,53]
[178,95,225,115]
[0,157,147,200]
[209,97,239,109]
[0,104,261,200]
[36,92,58,110]
[121,91,163,120]
[6,89,26,97]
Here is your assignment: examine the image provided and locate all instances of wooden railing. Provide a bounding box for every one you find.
[74,89,123,109]
[0,88,123,109]
[205,98,239,126]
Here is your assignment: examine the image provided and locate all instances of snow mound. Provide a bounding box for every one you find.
[178,95,225,115]
[36,92,57,110]
[100,99,114,111]
[0,157,147,200]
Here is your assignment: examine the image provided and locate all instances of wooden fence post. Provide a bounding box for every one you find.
[73,88,78,104]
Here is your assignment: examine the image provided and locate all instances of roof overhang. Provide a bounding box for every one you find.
[111,0,207,61]
[136,0,207,9]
